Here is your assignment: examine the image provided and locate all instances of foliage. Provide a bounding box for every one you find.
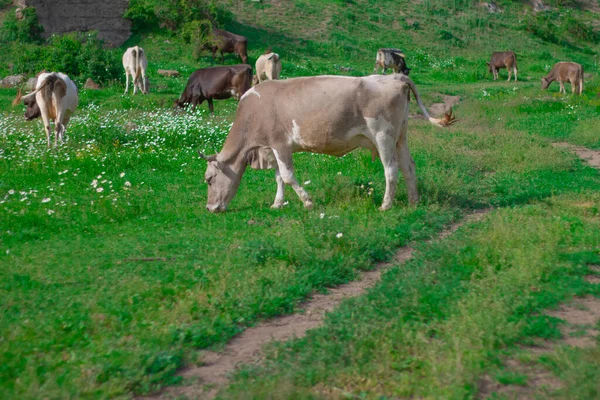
[125,0,232,32]
[8,32,121,84]
[0,6,43,44]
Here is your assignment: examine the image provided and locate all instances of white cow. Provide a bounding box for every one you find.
[122,46,148,94]
[253,52,282,85]
[13,72,78,148]
[201,74,455,213]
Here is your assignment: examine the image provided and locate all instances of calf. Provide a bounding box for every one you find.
[13,72,78,148]
[487,51,518,81]
[123,46,148,94]
[206,29,248,64]
[254,51,282,84]
[200,74,455,213]
[176,65,252,114]
[541,62,584,95]
[373,48,410,75]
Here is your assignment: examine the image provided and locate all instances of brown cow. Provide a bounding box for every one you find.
[206,29,248,64]
[175,65,252,114]
[487,51,518,82]
[199,74,455,213]
[541,62,584,95]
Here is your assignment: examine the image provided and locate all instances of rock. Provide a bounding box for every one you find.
[84,78,100,90]
[25,78,37,90]
[531,0,550,12]
[0,75,25,88]
[158,69,180,77]
[480,2,501,13]
[15,7,24,20]
[18,0,131,47]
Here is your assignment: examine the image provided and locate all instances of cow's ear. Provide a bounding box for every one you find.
[486,62,490,66]
[198,151,218,162]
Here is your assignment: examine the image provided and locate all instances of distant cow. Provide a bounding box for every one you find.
[206,29,248,64]
[123,46,148,94]
[373,48,410,75]
[253,51,282,85]
[487,51,518,81]
[199,74,455,213]
[176,65,252,114]
[541,62,584,95]
[12,72,78,147]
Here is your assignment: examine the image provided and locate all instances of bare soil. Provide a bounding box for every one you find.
[479,296,600,399]
[552,142,600,169]
[142,209,490,400]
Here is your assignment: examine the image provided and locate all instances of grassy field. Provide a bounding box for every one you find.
[1,0,600,398]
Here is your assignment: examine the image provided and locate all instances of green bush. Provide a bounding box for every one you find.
[9,32,121,84]
[0,6,43,44]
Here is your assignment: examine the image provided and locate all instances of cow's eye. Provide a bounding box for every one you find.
[206,176,213,185]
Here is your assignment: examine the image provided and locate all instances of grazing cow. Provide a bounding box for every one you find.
[206,29,248,64]
[541,62,584,95]
[253,51,282,85]
[12,72,78,148]
[123,46,148,94]
[175,65,252,114]
[487,51,518,81]
[373,48,410,75]
[199,74,455,213]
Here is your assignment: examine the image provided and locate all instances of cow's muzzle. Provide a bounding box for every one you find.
[206,203,225,213]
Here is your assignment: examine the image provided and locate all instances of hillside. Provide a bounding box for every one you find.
[0,1,600,399]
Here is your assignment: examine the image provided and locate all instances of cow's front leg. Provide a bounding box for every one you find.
[207,98,214,114]
[272,148,313,209]
[271,168,286,209]
[559,81,565,94]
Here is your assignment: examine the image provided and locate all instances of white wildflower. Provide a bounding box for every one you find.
[124,181,131,188]
[304,180,311,185]
[120,172,125,178]
[320,213,325,219]
[8,190,14,195]
[41,198,51,203]
[47,210,55,215]
[336,233,343,238]
[96,187,104,193]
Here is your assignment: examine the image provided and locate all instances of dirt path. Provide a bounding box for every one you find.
[552,142,600,169]
[142,209,490,400]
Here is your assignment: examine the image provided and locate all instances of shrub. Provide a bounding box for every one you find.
[0,6,43,44]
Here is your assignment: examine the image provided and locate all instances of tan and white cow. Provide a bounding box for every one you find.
[541,62,584,95]
[123,46,148,94]
[13,72,78,148]
[253,52,282,85]
[200,74,455,213]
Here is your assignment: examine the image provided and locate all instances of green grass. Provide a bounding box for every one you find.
[1,0,600,398]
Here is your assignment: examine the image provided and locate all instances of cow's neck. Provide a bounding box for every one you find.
[218,130,248,177]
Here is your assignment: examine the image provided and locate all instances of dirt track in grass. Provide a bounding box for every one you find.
[142,209,491,400]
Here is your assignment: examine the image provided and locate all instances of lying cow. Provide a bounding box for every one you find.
[206,29,248,64]
[199,74,455,213]
[373,48,410,75]
[12,72,78,148]
[487,51,517,81]
[541,62,584,95]
[123,46,148,94]
[253,51,282,85]
[175,65,252,114]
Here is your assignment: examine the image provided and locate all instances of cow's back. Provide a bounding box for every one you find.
[236,75,410,153]
[491,51,516,66]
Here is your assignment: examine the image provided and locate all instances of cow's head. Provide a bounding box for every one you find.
[23,96,41,121]
[200,152,241,213]
[541,77,550,90]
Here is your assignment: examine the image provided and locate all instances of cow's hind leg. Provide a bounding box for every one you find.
[272,148,313,209]
[124,71,130,94]
[514,67,518,82]
[271,167,286,209]
[559,81,565,94]
[375,135,399,211]
[507,67,512,82]
[397,121,418,204]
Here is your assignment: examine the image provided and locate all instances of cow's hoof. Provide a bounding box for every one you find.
[304,201,313,209]
[379,203,392,211]
[271,202,284,209]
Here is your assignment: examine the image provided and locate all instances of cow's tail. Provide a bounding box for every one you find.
[401,76,456,127]
[134,47,140,79]
[12,76,51,106]
[580,65,584,94]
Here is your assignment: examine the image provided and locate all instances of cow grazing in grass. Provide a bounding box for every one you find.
[123,46,148,94]
[373,48,410,75]
[206,29,248,64]
[487,51,518,81]
[199,74,455,213]
[12,72,78,148]
[175,65,252,114]
[541,62,584,95]
[253,51,282,85]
